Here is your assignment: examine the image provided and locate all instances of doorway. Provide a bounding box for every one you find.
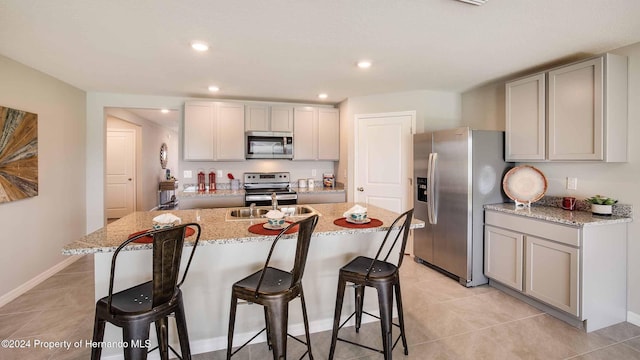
[354,111,415,212]
[106,128,137,219]
[354,111,416,253]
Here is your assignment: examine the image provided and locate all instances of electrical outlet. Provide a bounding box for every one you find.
[184,170,193,179]
[567,177,578,190]
[312,169,317,177]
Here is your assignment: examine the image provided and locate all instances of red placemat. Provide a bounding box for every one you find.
[248,222,299,235]
[333,217,383,228]
[128,227,196,244]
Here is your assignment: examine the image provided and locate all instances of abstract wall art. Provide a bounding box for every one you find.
[0,106,38,203]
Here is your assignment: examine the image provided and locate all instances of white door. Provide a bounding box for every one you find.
[355,111,414,213]
[106,129,136,219]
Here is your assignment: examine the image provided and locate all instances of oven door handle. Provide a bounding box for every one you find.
[245,194,298,202]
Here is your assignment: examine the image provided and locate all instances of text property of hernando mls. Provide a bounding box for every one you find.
[1,338,151,350]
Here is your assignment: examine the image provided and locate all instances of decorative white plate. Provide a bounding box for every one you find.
[345,217,371,224]
[502,165,548,203]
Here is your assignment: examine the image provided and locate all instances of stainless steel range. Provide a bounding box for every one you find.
[243,172,297,206]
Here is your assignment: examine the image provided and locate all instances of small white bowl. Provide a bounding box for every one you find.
[350,213,367,221]
[267,217,286,227]
[152,220,179,230]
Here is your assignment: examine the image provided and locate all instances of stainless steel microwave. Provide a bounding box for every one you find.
[246,131,293,159]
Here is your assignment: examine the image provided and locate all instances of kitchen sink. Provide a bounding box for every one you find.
[225,205,319,221]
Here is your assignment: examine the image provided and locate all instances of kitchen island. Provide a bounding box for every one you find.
[64,203,423,357]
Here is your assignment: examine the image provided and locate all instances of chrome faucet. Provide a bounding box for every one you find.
[271,192,278,210]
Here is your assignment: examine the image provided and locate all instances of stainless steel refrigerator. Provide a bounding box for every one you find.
[413,127,511,287]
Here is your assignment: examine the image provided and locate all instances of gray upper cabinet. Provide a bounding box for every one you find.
[505,53,628,162]
[245,105,294,132]
[184,101,245,161]
[270,106,294,132]
[293,107,339,161]
[506,73,546,161]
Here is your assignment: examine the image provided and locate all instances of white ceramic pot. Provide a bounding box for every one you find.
[591,204,613,216]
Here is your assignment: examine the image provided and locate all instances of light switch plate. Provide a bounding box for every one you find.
[567,177,577,190]
[184,170,193,179]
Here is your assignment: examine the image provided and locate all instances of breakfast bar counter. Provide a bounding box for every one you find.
[63,203,423,357]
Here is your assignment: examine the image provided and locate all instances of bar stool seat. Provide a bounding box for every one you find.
[227,215,319,360]
[328,209,414,360]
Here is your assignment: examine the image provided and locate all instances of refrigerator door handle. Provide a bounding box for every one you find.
[427,152,438,224]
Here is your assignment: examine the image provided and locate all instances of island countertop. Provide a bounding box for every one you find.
[63,202,424,255]
[484,203,633,227]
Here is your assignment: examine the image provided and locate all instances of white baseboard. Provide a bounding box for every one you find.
[0,255,84,308]
[628,311,640,327]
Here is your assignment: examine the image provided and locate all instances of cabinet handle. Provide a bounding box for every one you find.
[357,187,364,192]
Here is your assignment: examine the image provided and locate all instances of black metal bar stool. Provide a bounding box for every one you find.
[226,214,319,360]
[328,209,414,360]
[91,223,201,360]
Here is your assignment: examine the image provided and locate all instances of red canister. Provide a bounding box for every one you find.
[208,170,216,191]
[197,170,206,192]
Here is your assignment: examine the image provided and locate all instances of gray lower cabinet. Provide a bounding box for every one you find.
[484,226,524,291]
[484,210,626,332]
[297,191,345,205]
[179,196,244,209]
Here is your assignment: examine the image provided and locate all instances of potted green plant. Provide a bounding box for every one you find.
[586,195,618,216]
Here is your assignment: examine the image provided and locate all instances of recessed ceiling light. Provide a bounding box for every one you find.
[208,85,220,92]
[161,109,170,114]
[190,41,209,52]
[357,60,372,69]
[318,93,328,99]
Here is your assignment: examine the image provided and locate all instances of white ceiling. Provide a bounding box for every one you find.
[1,0,640,110]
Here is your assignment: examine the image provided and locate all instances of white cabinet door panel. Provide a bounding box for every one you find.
[484,226,524,291]
[184,102,215,160]
[506,73,546,161]
[271,106,294,132]
[525,236,580,316]
[216,103,245,160]
[318,108,339,160]
[548,57,603,160]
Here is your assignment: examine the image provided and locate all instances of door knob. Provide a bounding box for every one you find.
[128,178,132,181]
[357,187,364,192]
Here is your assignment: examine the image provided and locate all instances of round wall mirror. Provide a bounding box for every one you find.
[160,143,168,169]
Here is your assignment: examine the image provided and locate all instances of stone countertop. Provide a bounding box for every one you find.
[485,203,633,227]
[178,183,345,198]
[63,203,423,255]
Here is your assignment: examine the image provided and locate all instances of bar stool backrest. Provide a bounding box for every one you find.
[290,214,319,286]
[254,214,319,297]
[367,209,414,278]
[107,223,202,312]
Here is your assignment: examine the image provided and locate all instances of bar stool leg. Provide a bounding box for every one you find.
[266,301,289,360]
[299,286,313,359]
[328,276,347,360]
[394,280,409,355]
[174,299,192,359]
[226,294,238,360]
[122,321,151,360]
[354,284,365,333]
[155,317,169,360]
[91,312,106,360]
[376,284,394,360]
[264,307,273,350]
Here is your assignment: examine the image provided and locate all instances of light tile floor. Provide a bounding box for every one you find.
[1,254,640,359]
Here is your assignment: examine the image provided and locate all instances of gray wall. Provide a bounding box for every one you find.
[337,89,462,199]
[460,41,640,318]
[0,55,86,301]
